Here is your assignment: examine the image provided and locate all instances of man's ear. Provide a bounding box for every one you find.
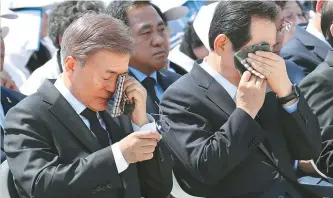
[213,34,228,56]
[316,0,324,13]
[64,56,77,73]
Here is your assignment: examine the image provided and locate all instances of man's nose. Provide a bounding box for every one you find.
[151,32,165,47]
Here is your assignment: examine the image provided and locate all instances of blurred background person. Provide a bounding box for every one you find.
[20,1,105,95]
[281,0,332,75]
[3,1,57,87]
[168,21,208,75]
[275,1,308,46]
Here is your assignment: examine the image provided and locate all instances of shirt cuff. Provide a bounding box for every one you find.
[294,160,299,170]
[283,99,299,113]
[111,142,129,174]
[131,114,157,132]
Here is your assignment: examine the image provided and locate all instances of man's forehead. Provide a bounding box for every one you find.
[127,4,164,29]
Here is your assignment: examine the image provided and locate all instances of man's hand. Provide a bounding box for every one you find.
[119,131,161,164]
[123,76,148,127]
[0,72,19,91]
[247,51,293,98]
[236,71,266,119]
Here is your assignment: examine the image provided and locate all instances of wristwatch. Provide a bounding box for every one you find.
[277,84,300,104]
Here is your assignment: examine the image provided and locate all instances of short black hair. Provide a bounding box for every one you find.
[321,1,333,43]
[105,1,167,26]
[179,22,204,60]
[48,1,105,49]
[208,1,278,51]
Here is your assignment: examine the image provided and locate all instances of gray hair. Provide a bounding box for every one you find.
[48,1,105,49]
[60,13,134,66]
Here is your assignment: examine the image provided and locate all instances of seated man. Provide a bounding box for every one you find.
[160,1,321,198]
[4,13,172,198]
[299,0,333,177]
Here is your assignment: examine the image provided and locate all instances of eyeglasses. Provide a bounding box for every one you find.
[277,20,292,34]
[151,102,171,134]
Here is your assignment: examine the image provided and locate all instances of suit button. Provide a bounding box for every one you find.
[97,187,102,192]
[277,195,284,198]
[107,184,112,188]
[102,186,107,191]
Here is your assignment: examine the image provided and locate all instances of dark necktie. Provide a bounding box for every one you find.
[142,77,160,104]
[80,108,110,148]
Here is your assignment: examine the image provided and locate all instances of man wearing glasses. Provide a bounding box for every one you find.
[274,15,305,84]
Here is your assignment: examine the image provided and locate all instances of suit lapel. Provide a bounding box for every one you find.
[38,80,101,152]
[296,25,330,61]
[157,70,171,91]
[206,80,236,116]
[191,63,236,116]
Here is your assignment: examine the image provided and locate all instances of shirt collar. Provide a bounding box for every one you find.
[200,61,237,99]
[129,67,157,83]
[306,19,332,48]
[54,75,86,115]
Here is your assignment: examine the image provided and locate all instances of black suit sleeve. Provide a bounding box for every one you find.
[279,95,322,160]
[160,89,266,185]
[137,141,173,198]
[4,106,123,198]
[300,73,333,176]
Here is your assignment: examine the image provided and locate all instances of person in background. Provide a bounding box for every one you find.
[105,1,181,117]
[299,0,333,177]
[24,10,55,74]
[275,1,308,46]
[20,1,105,95]
[159,1,321,197]
[168,21,209,75]
[0,5,26,163]
[274,3,306,84]
[4,13,172,198]
[281,0,332,75]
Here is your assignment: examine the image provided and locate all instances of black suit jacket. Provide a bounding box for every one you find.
[281,25,331,75]
[3,80,172,198]
[160,63,321,198]
[299,50,333,177]
[1,87,25,162]
[129,69,181,115]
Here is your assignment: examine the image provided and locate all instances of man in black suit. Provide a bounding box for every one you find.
[105,1,180,116]
[4,13,172,198]
[281,0,332,75]
[299,0,333,177]
[0,86,25,162]
[160,1,321,198]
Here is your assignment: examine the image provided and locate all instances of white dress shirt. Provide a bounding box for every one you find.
[200,61,299,113]
[54,76,157,173]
